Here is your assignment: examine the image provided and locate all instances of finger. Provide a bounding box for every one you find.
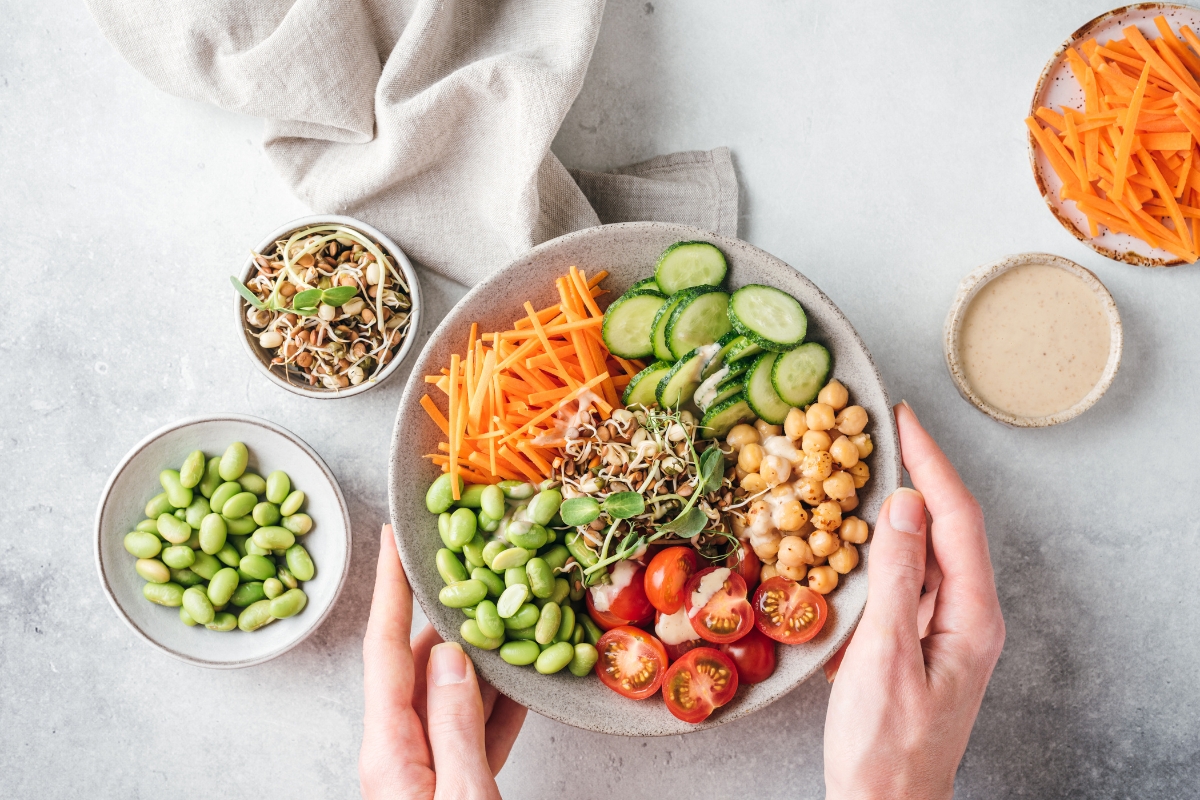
[425,643,499,797]
[484,694,527,775]
[861,488,928,648]
[410,623,442,731]
[363,525,416,728]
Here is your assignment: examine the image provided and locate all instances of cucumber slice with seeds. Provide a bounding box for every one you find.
[700,393,756,438]
[601,290,667,359]
[622,361,673,408]
[651,293,687,362]
[629,277,661,293]
[724,335,763,364]
[701,332,741,380]
[745,352,792,424]
[729,285,807,352]
[772,342,831,407]
[655,347,709,409]
[655,242,728,295]
[665,287,732,360]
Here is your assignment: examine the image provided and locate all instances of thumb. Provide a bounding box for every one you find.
[862,488,928,643]
[425,642,500,799]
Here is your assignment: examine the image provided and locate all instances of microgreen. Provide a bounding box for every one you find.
[292,285,359,315]
[560,497,601,527]
[602,492,644,520]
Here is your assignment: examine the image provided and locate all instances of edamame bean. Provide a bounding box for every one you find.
[504,567,530,589]
[497,480,535,500]
[207,568,239,606]
[158,469,193,510]
[572,623,584,645]
[285,544,315,582]
[238,599,275,631]
[556,605,576,643]
[439,580,488,608]
[506,521,548,550]
[245,538,270,557]
[462,605,477,618]
[135,518,160,534]
[437,549,470,585]
[206,612,238,632]
[215,543,241,568]
[276,565,298,590]
[504,603,540,630]
[179,606,197,626]
[198,513,227,555]
[526,558,555,599]
[535,602,562,645]
[535,641,575,674]
[570,577,587,600]
[565,531,598,570]
[230,581,265,607]
[282,513,313,535]
[263,578,284,599]
[124,531,162,559]
[580,614,603,646]
[145,492,174,519]
[496,584,530,618]
[219,442,248,481]
[252,502,281,527]
[265,470,291,504]
[186,528,202,550]
[425,473,463,514]
[161,545,196,569]
[490,547,531,571]
[198,456,223,498]
[184,497,211,529]
[238,472,267,496]
[170,567,204,587]
[527,489,562,526]
[475,600,505,639]
[221,491,257,520]
[239,554,276,581]
[182,586,215,625]
[456,484,487,508]
[507,625,537,641]
[279,490,305,516]
[477,511,501,533]
[269,588,307,618]
[548,577,570,606]
[190,551,221,580]
[223,515,257,535]
[135,558,170,583]
[472,567,505,597]
[461,619,503,650]
[462,534,486,567]
[179,450,206,489]
[253,526,295,551]
[174,508,187,520]
[481,540,507,569]
[568,643,599,677]
[499,639,540,665]
[209,482,242,514]
[231,535,252,557]
[444,508,476,550]
[480,484,505,521]
[541,545,570,572]
[143,582,184,607]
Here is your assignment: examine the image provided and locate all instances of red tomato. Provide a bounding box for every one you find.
[682,566,754,644]
[585,563,655,630]
[719,627,777,684]
[726,543,760,593]
[645,546,700,615]
[661,647,740,723]
[655,611,703,662]
[752,576,828,644]
[585,593,631,632]
[594,625,669,700]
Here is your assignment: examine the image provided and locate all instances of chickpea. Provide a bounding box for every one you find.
[838,493,859,512]
[808,529,841,558]
[735,464,749,480]
[763,435,803,466]
[812,555,828,566]
[848,460,870,488]
[795,477,827,505]
[777,561,808,581]
[800,450,833,481]
[801,429,832,453]
[829,543,860,574]
[760,562,779,582]
[823,471,856,502]
[849,432,874,459]
[760,455,792,486]
[817,379,849,410]
[773,500,808,532]
[769,483,795,500]
[731,515,749,537]
[829,436,859,469]
[741,472,767,494]
[738,442,765,473]
[726,424,760,451]
[755,419,783,440]
[835,405,869,436]
[777,535,814,567]
[751,533,781,562]
[807,565,839,594]
[811,501,843,532]
[784,407,809,440]
[805,403,836,432]
[839,516,869,544]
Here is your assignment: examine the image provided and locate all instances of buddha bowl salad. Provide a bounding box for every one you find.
[420,243,873,723]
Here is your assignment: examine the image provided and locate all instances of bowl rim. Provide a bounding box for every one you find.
[389,220,901,734]
[94,413,353,668]
[943,251,1124,428]
[234,214,423,399]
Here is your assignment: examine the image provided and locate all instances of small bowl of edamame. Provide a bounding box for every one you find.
[95,414,352,668]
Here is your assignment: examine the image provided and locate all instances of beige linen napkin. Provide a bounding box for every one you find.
[86,0,739,285]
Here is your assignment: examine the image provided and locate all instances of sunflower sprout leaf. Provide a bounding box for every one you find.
[231,276,266,310]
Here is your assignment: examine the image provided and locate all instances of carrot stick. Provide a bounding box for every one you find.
[501,373,609,443]
[420,395,450,436]
[448,354,460,499]
[1113,63,1151,200]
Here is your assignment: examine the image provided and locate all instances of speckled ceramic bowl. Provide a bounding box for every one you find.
[95,414,352,668]
[389,222,901,736]
[943,252,1123,428]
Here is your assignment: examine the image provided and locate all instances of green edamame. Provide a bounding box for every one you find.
[570,577,587,601]
[572,623,585,645]
[490,547,531,571]
[499,639,540,665]
[239,554,276,581]
[269,588,307,618]
[180,450,207,489]
[144,492,174,519]
[244,538,270,557]
[439,580,488,608]
[535,641,575,674]
[252,526,295,551]
[238,472,267,496]
[282,513,312,535]
[143,582,184,607]
[238,599,274,631]
[526,489,562,526]
[135,558,170,583]
[230,581,265,607]
[425,473,463,514]
[462,534,487,567]
[526,558,554,599]
[437,549,470,585]
[209,482,242,514]
[124,531,162,559]
[481,540,507,569]
[161,545,196,570]
[445,508,477,550]
[180,606,197,626]
[265,470,291,504]
[207,568,239,606]
[186,527,202,550]
[158,470,193,510]
[174,508,187,520]
[135,518,160,534]
[474,600,505,639]
[182,586,215,625]
[541,544,570,571]
[285,544,315,581]
[497,480,535,500]
[276,565,298,590]
[480,484,505,521]
[472,567,505,597]
[221,491,257,520]
[198,456,223,498]
[263,578,284,599]
[198,513,227,555]
[170,567,204,587]
[279,490,305,516]
[506,520,548,550]
[548,577,570,606]
[461,619,503,650]
[496,584,530,618]
[252,502,281,527]
[456,484,487,508]
[565,531,598,570]
[223,514,257,535]
[568,643,599,677]
[507,625,538,641]
[477,511,501,533]
[206,612,237,632]
[535,602,561,645]
[184,497,211,529]
[504,603,540,630]
[462,605,477,618]
[504,567,530,589]
[219,442,248,481]
[215,543,241,568]
[580,614,604,647]
[556,605,576,643]
[189,551,221,580]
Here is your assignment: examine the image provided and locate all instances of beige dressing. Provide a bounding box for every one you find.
[960,263,1111,418]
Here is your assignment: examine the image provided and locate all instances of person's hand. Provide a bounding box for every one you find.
[824,403,1005,800]
[360,524,526,799]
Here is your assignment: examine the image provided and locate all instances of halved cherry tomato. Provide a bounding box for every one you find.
[655,610,703,662]
[726,542,761,593]
[585,563,655,630]
[645,546,699,615]
[719,627,777,684]
[594,625,669,700]
[752,576,828,644]
[682,566,754,644]
[661,647,739,723]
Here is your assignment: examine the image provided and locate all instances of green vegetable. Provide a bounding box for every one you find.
[437,549,470,584]
[602,492,644,520]
[568,643,599,676]
[135,558,170,584]
[263,578,284,599]
[265,471,291,504]
[279,490,306,516]
[472,567,505,598]
[159,469,193,510]
[124,531,162,560]
[462,619,504,650]
[209,482,242,515]
[161,545,196,570]
[237,599,275,631]
[218,442,248,481]
[439,580,488,608]
[500,640,540,665]
[221,491,258,520]
[426,473,463,514]
[535,641,575,674]
[252,502,281,527]
[179,450,206,490]
[143,582,184,607]
[207,568,239,606]
[269,588,308,618]
[182,587,215,625]
[535,602,562,645]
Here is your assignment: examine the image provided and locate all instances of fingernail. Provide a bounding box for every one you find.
[888,488,926,534]
[901,399,918,421]
[430,642,468,686]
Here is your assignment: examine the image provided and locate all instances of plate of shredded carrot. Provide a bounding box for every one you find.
[1028,3,1200,266]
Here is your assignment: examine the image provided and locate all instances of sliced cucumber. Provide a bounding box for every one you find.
[655,347,708,409]
[629,277,661,293]
[655,241,728,295]
[772,342,831,407]
[665,286,732,360]
[602,290,668,359]
[699,393,756,438]
[724,335,763,364]
[695,363,744,413]
[745,352,792,425]
[622,361,673,409]
[710,382,743,409]
[700,332,741,380]
[729,285,807,352]
[651,293,687,362]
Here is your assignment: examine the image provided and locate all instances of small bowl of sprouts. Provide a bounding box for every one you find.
[232,215,420,398]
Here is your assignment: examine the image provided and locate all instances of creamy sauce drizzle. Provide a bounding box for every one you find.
[688,567,731,618]
[589,559,637,613]
[655,607,701,645]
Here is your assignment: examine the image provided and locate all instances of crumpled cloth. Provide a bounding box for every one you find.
[86,0,739,285]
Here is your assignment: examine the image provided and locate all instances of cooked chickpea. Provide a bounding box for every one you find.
[802,429,832,453]
[829,436,859,468]
[795,477,826,505]
[849,432,873,459]
[731,515,749,537]
[811,501,843,532]
[799,450,833,481]
[735,464,749,480]
[808,529,841,558]
[751,534,781,562]
[784,407,809,440]
[807,565,838,594]
[823,471,856,502]
[777,535,814,567]
[811,555,828,566]
[741,472,767,493]
[839,516,870,544]
[838,494,859,512]
[817,380,849,410]
[847,460,870,488]
[773,500,809,532]
[777,561,808,581]
[763,435,803,466]
[805,402,836,431]
[755,419,782,440]
[760,455,791,486]
[737,442,765,473]
[829,542,859,574]
[726,424,760,451]
[760,562,779,582]
[835,405,869,436]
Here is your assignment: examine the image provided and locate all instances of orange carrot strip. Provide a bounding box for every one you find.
[1137,148,1193,252]
[522,300,580,390]
[497,446,545,483]
[1026,118,1080,191]
[516,441,553,474]
[467,451,523,482]
[1142,131,1192,150]
[498,317,605,340]
[420,395,450,436]
[571,268,605,318]
[1035,107,1066,130]
[469,349,496,427]
[528,385,573,405]
[1125,26,1200,107]
[1113,63,1151,200]
[1176,149,1194,197]
[1154,36,1200,96]
[501,373,609,443]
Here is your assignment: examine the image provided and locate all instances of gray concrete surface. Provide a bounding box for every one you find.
[2,0,1198,797]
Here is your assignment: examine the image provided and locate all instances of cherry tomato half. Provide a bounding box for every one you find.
[655,610,703,662]
[661,647,739,723]
[682,566,754,644]
[594,625,669,700]
[645,546,700,615]
[585,563,655,631]
[726,543,761,594]
[719,627,777,684]
[752,576,828,644]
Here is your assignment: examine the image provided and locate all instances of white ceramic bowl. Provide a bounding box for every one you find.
[95,414,352,668]
[234,214,422,398]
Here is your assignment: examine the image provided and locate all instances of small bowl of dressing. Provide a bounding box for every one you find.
[944,252,1123,428]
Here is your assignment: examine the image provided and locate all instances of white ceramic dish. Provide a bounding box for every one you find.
[95,414,352,668]
[234,214,422,398]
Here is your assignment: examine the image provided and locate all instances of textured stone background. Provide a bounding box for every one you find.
[2,0,1198,797]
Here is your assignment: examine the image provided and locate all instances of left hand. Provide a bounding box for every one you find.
[359,524,527,800]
